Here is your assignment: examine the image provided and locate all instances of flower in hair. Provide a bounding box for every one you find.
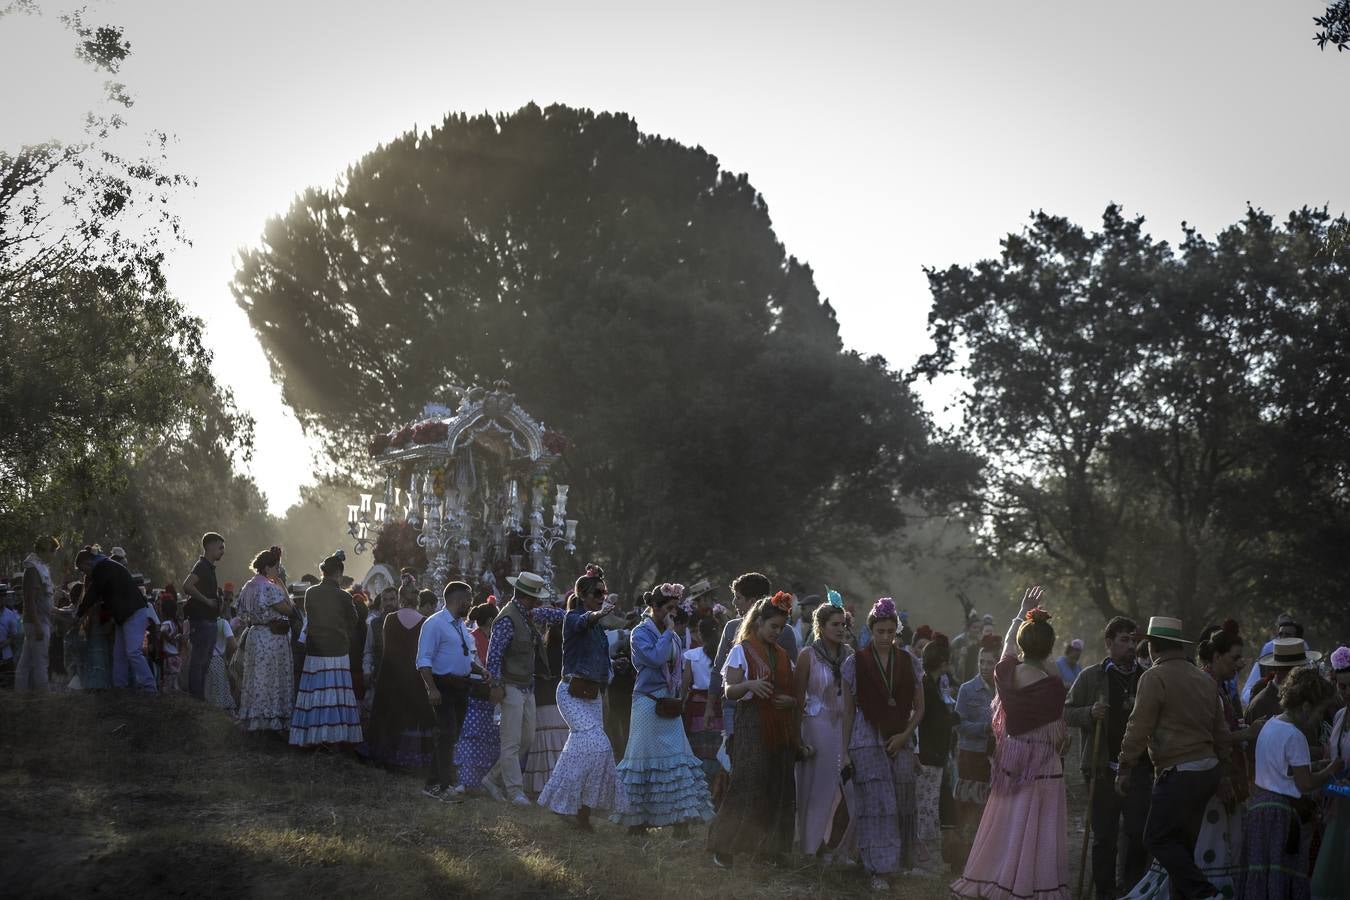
[658,582,685,598]
[872,597,898,619]
[712,603,728,617]
[679,598,696,615]
[769,591,793,614]
[1332,646,1350,672]
[584,563,604,578]
[826,588,844,609]
[1025,607,1052,624]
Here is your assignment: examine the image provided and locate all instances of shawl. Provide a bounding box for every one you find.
[856,643,915,740]
[994,654,1066,737]
[742,634,797,752]
[811,640,845,697]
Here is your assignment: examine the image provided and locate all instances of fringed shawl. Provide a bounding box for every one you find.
[742,635,797,752]
[991,654,1067,791]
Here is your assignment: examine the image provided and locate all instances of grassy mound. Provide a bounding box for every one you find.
[0,692,953,898]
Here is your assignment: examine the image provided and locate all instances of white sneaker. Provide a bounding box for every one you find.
[510,794,532,808]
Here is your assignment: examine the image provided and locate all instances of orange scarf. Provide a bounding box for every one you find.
[742,635,797,752]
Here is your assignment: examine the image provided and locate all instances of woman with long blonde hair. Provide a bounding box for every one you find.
[707,593,800,868]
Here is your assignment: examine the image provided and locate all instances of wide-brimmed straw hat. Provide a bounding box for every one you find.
[1258,637,1322,668]
[684,579,715,600]
[1145,616,1192,643]
[506,571,547,598]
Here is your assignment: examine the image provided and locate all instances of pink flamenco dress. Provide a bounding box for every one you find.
[950,653,1070,900]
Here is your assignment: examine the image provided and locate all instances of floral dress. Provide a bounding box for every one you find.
[236,575,293,732]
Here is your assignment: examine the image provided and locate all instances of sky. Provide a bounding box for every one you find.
[5,0,1348,514]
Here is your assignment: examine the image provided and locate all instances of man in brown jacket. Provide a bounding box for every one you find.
[1115,617,1231,900]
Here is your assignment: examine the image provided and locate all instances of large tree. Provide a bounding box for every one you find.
[234,104,972,591]
[915,205,1350,633]
[0,5,255,571]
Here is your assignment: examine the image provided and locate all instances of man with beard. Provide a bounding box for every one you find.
[1065,616,1150,900]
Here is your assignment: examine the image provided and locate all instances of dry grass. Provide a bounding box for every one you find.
[0,692,955,899]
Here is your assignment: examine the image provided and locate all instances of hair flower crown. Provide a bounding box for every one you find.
[769,591,794,614]
[1332,646,1350,672]
[826,588,844,609]
[657,582,685,598]
[872,597,898,619]
[1025,607,1052,624]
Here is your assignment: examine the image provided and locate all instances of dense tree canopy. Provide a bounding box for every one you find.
[234,104,974,591]
[915,205,1350,634]
[1315,0,1350,51]
[0,5,249,574]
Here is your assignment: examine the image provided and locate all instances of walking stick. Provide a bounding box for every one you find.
[1076,715,1105,900]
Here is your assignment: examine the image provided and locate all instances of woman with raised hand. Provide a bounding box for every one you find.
[707,592,800,868]
[950,586,1071,900]
[842,597,925,892]
[538,566,628,831]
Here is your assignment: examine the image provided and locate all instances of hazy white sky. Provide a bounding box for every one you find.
[6,0,1348,513]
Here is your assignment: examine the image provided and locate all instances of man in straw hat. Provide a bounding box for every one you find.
[1245,636,1323,725]
[1115,616,1232,900]
[482,571,565,806]
[1240,612,1305,704]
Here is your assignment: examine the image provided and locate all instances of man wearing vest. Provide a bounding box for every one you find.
[483,571,565,806]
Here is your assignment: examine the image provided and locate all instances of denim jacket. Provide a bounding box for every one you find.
[955,672,995,753]
[631,618,679,698]
[562,609,611,682]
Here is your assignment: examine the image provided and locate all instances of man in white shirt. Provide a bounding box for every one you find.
[417,581,482,802]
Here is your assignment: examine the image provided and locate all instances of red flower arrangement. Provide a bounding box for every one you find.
[367,433,391,456]
[389,426,415,448]
[543,430,570,455]
[371,521,428,572]
[412,421,448,444]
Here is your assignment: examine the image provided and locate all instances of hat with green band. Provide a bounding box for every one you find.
[1144,616,1192,643]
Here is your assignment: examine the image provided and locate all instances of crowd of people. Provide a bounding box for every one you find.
[4,532,1349,900]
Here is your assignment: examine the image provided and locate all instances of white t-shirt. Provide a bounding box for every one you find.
[721,643,794,680]
[1254,716,1311,798]
[214,618,235,658]
[684,647,714,691]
